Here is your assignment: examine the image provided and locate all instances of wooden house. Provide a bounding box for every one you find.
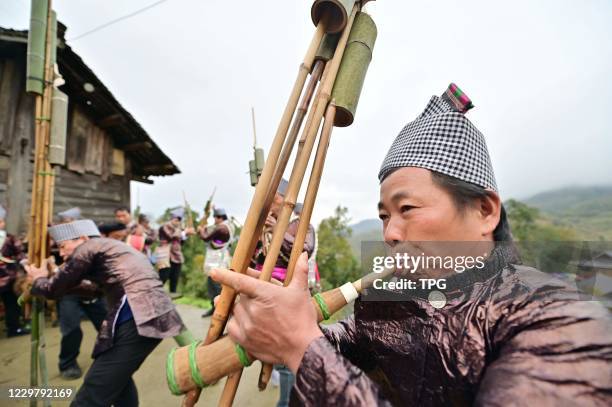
[0,23,179,234]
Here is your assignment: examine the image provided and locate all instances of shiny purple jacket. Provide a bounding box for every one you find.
[32,238,184,357]
[292,250,612,406]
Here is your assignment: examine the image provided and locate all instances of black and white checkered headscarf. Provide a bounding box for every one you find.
[378,84,497,191]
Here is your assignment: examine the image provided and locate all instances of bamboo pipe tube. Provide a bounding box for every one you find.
[314,33,340,63]
[311,0,356,34]
[331,11,377,127]
[26,0,48,94]
[258,101,338,390]
[166,267,394,394]
[251,58,326,264]
[205,22,325,346]
[27,96,42,261]
[257,3,357,287]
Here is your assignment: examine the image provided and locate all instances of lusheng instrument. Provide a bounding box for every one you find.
[25,2,64,403]
[198,187,216,228]
[171,1,378,405]
[166,267,394,395]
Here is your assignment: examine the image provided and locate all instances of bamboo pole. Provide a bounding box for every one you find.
[28,94,43,401]
[27,96,42,260]
[217,369,242,406]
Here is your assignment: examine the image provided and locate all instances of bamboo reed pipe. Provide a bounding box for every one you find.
[28,2,54,401]
[205,22,325,346]
[258,4,358,285]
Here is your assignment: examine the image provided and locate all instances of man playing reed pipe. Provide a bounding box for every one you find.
[25,219,184,406]
[211,84,612,405]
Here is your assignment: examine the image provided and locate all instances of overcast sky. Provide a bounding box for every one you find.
[2,0,611,225]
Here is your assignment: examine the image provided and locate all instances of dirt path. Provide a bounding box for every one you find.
[0,304,280,406]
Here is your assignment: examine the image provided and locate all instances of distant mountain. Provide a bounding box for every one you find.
[524,186,612,215]
[522,185,612,240]
[348,219,382,259]
[350,219,381,234]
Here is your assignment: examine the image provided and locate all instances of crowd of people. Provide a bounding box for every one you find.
[0,191,318,406]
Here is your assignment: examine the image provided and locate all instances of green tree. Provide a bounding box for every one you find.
[506,199,578,273]
[505,199,539,241]
[317,206,361,290]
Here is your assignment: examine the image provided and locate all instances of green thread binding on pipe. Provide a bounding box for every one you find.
[313,293,331,320]
[166,347,182,396]
[189,341,207,388]
[235,344,252,367]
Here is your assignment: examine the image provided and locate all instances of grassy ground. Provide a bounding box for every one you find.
[173,295,211,309]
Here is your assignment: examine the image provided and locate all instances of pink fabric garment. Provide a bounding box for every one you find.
[126,234,145,252]
[255,264,287,283]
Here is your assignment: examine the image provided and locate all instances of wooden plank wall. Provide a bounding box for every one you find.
[0,55,36,236]
[0,54,131,235]
[53,168,127,224]
[53,100,130,225]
